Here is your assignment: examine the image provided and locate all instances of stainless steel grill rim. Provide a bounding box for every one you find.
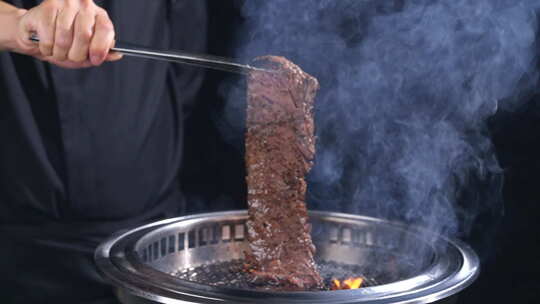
[95,210,480,304]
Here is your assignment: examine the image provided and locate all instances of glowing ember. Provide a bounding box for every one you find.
[330,277,364,290]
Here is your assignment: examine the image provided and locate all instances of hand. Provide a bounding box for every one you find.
[10,0,122,68]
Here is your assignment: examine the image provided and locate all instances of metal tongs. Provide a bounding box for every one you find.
[29,34,268,75]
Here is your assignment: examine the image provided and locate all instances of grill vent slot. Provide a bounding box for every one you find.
[168,235,176,253]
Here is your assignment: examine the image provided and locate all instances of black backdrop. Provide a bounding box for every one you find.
[181,2,247,214]
[182,2,540,303]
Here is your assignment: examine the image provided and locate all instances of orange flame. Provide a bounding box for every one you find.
[330,277,364,290]
[331,279,341,290]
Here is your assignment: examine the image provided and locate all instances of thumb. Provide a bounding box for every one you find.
[105,40,123,62]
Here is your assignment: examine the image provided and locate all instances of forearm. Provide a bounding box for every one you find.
[0,1,26,51]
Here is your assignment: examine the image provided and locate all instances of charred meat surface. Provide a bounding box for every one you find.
[244,56,323,291]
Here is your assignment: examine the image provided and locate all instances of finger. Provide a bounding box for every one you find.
[53,60,93,69]
[56,60,93,69]
[89,10,114,66]
[52,8,78,61]
[35,53,93,69]
[36,3,59,56]
[105,39,123,62]
[105,52,123,62]
[41,55,93,69]
[68,11,94,62]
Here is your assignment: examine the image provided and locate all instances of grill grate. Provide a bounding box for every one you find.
[172,259,378,290]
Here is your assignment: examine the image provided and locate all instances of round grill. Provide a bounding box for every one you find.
[95,210,479,304]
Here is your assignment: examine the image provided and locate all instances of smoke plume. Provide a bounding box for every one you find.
[219,0,539,259]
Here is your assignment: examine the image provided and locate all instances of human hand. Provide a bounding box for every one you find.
[7,0,122,68]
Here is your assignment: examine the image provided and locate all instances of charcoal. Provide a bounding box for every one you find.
[172,259,376,291]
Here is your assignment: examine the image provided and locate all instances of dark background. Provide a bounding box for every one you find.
[182,2,540,303]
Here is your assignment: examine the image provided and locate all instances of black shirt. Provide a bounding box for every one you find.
[0,1,207,302]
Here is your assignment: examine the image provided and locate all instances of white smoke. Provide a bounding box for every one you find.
[219,0,540,260]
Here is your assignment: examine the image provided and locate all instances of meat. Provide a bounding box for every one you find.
[244,56,324,291]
